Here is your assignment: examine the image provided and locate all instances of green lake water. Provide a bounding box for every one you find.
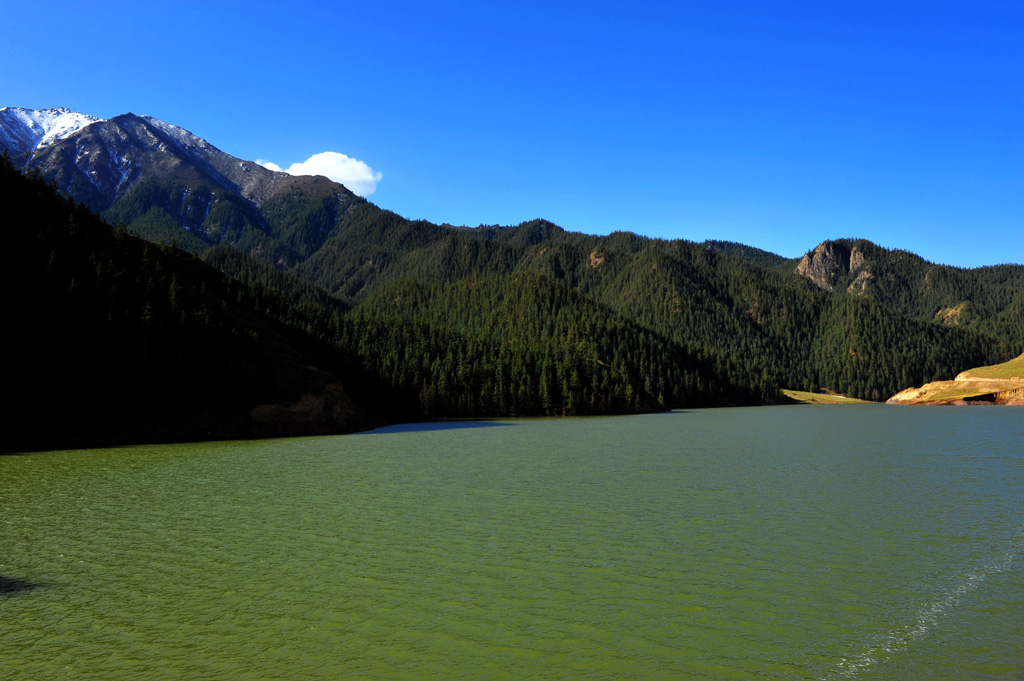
[2,405,1022,680]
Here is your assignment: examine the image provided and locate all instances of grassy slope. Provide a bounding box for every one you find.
[887,380,1022,404]
[782,390,873,405]
[957,353,1024,380]
[887,352,1024,404]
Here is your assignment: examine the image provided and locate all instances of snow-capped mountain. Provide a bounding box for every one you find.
[2,107,353,208]
[0,107,103,156]
[1,107,360,265]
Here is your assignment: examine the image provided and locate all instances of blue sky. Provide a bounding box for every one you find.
[3,1,1021,267]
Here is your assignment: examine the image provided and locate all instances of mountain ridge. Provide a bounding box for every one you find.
[3,106,1022,428]
[2,107,368,268]
[0,106,103,156]
[5,107,1019,270]
[1,156,378,452]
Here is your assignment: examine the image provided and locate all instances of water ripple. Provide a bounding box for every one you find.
[1,406,1022,680]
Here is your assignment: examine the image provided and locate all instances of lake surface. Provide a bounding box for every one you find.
[2,405,1022,680]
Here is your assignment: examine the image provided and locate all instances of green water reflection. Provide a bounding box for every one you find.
[2,406,1022,679]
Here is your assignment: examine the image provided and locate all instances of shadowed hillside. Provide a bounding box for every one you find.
[2,157,375,452]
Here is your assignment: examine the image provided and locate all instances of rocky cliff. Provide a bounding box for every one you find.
[795,241,869,291]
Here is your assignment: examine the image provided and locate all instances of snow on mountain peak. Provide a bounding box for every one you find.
[139,115,213,152]
[0,106,104,155]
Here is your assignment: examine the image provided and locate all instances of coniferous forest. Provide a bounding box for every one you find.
[3,154,1021,452]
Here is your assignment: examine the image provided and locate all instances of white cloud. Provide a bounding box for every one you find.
[255,159,283,173]
[257,152,382,196]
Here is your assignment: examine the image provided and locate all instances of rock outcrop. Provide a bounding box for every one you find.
[846,270,873,295]
[796,242,851,290]
[795,241,870,291]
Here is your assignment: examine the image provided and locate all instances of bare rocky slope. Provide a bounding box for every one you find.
[887,353,1024,405]
[2,107,346,210]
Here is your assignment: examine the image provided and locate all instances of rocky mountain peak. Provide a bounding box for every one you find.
[795,241,851,290]
[1,108,355,213]
[795,240,869,290]
[0,106,103,157]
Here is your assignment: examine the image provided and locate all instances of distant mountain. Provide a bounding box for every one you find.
[1,106,336,208]
[2,107,361,266]
[0,106,102,155]
[3,106,1022,426]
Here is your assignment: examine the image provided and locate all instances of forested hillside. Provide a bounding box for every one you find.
[2,159,374,452]
[7,106,1017,408]
[281,212,1019,402]
[340,274,764,418]
[795,238,1024,345]
[5,160,768,450]
[5,141,1022,452]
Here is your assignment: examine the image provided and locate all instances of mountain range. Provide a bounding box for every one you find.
[1,106,361,267]
[3,106,1022,451]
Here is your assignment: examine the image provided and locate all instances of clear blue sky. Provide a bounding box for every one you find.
[4,0,1021,267]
